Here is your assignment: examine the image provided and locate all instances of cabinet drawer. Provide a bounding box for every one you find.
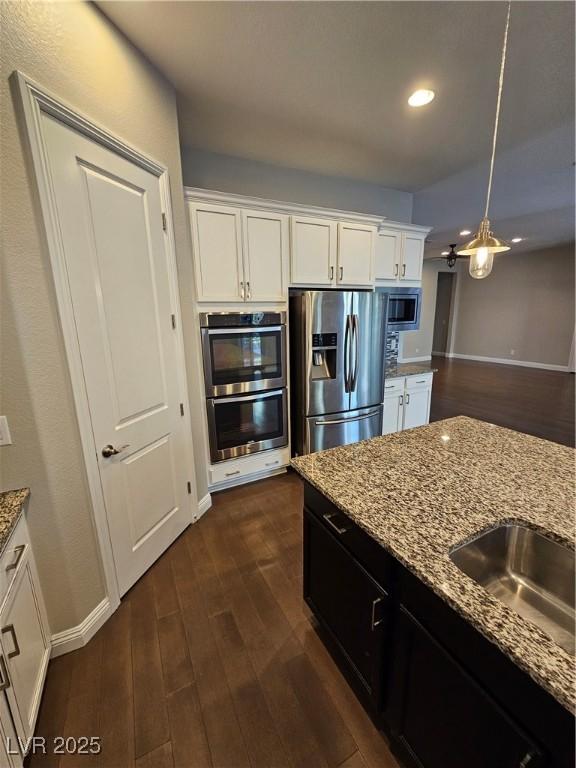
[0,518,29,608]
[304,481,393,590]
[405,373,433,390]
[383,377,404,394]
[210,447,290,486]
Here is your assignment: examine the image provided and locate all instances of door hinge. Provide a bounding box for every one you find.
[171,313,176,329]
[187,481,192,494]
[180,403,184,416]
[161,212,167,232]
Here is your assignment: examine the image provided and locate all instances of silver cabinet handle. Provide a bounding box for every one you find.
[246,281,251,300]
[265,460,279,467]
[102,444,129,458]
[519,753,536,768]
[0,655,10,692]
[371,597,384,630]
[415,379,426,383]
[399,395,403,406]
[405,393,410,405]
[322,512,348,535]
[339,266,344,281]
[402,263,406,277]
[240,281,245,300]
[1,625,20,659]
[5,545,25,574]
[330,265,334,281]
[394,263,398,277]
[225,470,240,477]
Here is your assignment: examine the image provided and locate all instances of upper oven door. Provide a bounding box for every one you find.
[386,289,421,331]
[202,326,287,396]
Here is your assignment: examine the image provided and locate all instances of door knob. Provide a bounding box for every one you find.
[101,444,129,458]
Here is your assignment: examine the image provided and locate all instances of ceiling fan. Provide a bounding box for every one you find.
[430,244,462,269]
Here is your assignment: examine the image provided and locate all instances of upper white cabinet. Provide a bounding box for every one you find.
[290,217,375,288]
[290,216,336,287]
[375,227,427,285]
[336,222,375,286]
[189,201,288,303]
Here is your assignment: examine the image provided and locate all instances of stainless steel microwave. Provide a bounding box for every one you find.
[379,287,422,332]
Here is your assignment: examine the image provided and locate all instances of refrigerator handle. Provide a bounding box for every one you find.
[344,314,351,393]
[351,314,360,392]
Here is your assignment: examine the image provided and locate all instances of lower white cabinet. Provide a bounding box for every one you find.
[383,373,433,434]
[0,515,50,764]
[209,446,291,490]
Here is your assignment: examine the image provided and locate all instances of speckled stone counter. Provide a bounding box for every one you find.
[0,489,29,555]
[291,416,575,713]
[385,362,437,378]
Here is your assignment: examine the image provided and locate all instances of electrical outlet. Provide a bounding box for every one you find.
[0,416,12,446]
[510,349,516,356]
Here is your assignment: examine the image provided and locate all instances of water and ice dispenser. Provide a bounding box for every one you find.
[310,333,337,381]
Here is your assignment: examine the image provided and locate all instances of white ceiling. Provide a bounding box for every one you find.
[98,1,574,192]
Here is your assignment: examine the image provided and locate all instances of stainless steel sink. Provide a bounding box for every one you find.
[450,525,575,654]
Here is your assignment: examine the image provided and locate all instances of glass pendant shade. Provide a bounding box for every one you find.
[457,217,510,279]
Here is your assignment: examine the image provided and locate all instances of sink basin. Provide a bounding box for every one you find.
[450,525,575,654]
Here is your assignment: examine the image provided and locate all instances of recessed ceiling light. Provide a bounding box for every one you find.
[408,89,435,107]
[460,230,471,236]
[441,250,450,256]
[511,237,523,243]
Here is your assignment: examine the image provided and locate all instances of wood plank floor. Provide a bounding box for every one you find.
[30,472,399,768]
[430,356,575,447]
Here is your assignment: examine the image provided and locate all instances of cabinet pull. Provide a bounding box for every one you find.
[240,281,245,300]
[339,266,344,281]
[330,265,334,280]
[265,460,279,467]
[0,655,9,692]
[1,625,20,659]
[394,263,398,277]
[399,394,403,406]
[246,281,251,300]
[322,512,348,535]
[5,545,25,574]
[405,393,410,405]
[225,470,240,477]
[402,264,406,277]
[519,753,536,768]
[371,597,384,630]
[415,379,426,383]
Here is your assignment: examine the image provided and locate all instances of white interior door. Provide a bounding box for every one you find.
[42,115,194,596]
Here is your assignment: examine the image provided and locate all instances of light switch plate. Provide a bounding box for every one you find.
[0,416,12,446]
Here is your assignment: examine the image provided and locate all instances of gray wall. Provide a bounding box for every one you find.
[0,0,207,634]
[402,244,575,368]
[181,147,413,221]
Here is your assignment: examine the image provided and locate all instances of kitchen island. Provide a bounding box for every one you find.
[291,416,575,768]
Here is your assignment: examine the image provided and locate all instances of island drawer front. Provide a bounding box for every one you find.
[303,481,394,590]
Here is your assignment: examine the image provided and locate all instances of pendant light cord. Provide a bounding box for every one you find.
[484,0,512,220]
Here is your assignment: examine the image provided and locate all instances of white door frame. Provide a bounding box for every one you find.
[12,70,198,620]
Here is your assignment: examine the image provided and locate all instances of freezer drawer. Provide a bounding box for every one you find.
[305,405,383,454]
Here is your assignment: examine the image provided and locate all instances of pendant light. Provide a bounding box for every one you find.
[458,1,512,278]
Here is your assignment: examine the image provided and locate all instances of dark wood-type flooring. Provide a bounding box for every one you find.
[30,472,399,768]
[430,356,575,447]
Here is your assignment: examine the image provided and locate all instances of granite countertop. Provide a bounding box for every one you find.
[291,416,575,713]
[384,362,438,378]
[0,489,29,555]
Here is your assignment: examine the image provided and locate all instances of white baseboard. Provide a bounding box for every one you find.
[50,597,113,658]
[398,355,432,363]
[445,352,570,372]
[197,492,212,519]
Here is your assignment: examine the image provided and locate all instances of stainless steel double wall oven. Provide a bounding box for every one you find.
[201,312,288,462]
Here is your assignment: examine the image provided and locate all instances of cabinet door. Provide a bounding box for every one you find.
[242,210,288,302]
[375,230,401,281]
[388,608,543,768]
[0,555,50,742]
[382,393,404,434]
[290,216,337,286]
[402,387,431,430]
[189,203,244,301]
[337,222,375,286]
[400,233,425,281]
[304,509,387,708]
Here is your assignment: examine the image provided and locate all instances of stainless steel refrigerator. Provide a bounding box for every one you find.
[290,290,387,455]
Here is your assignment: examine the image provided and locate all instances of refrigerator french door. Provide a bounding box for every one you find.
[290,290,387,455]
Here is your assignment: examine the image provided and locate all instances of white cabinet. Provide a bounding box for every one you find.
[336,222,375,287]
[290,216,337,287]
[382,373,433,434]
[190,202,288,303]
[375,228,427,285]
[291,217,375,288]
[0,516,49,756]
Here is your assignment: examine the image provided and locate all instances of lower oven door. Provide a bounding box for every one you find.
[305,405,383,454]
[207,389,288,463]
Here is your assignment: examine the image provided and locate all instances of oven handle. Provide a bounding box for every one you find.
[213,389,285,406]
[314,409,380,426]
[202,326,284,335]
